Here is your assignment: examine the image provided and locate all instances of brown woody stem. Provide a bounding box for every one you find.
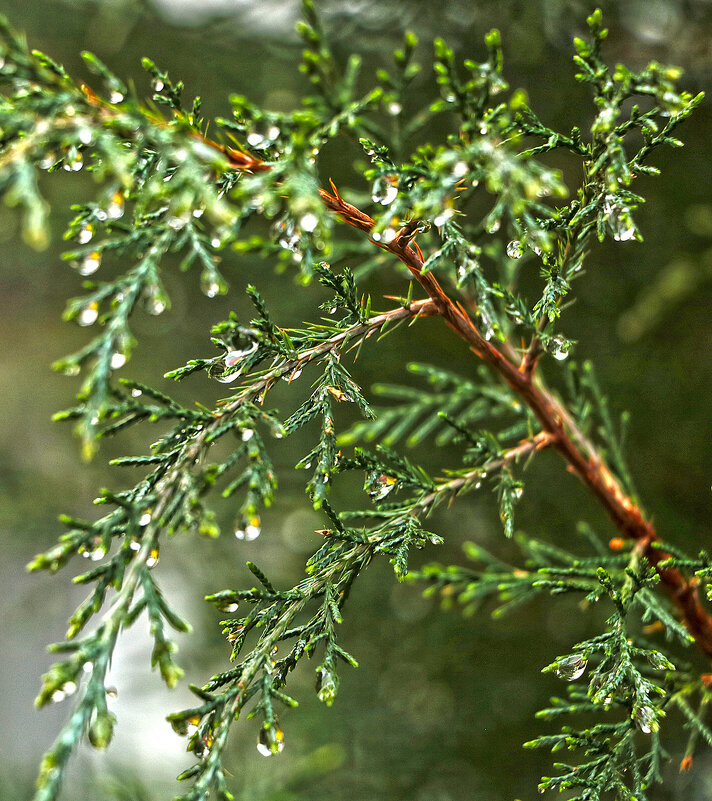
[212,143,712,662]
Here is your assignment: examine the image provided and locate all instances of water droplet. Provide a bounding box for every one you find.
[452,160,468,178]
[82,661,93,673]
[129,539,141,551]
[246,123,280,150]
[216,342,259,383]
[281,366,302,383]
[614,225,636,242]
[153,78,165,92]
[555,654,587,681]
[131,388,142,398]
[315,668,338,705]
[513,485,523,499]
[51,689,66,703]
[550,335,570,361]
[192,208,205,218]
[457,256,478,284]
[77,128,92,146]
[634,705,659,734]
[77,222,94,244]
[603,194,636,242]
[61,681,77,697]
[78,301,99,327]
[224,602,239,613]
[201,272,222,298]
[250,131,271,149]
[168,214,189,231]
[433,209,453,228]
[76,250,102,276]
[90,546,106,562]
[486,218,501,234]
[242,428,254,442]
[479,309,495,341]
[506,240,523,259]
[39,152,57,170]
[387,100,402,115]
[139,510,152,526]
[371,177,398,206]
[143,285,167,316]
[273,219,300,252]
[109,90,124,104]
[63,147,83,172]
[146,547,160,568]
[647,652,672,671]
[106,191,125,220]
[489,74,508,95]
[110,352,126,370]
[366,472,398,500]
[300,213,318,233]
[235,515,261,541]
[257,724,285,756]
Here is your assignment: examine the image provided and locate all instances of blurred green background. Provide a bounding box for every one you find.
[1,1,712,799]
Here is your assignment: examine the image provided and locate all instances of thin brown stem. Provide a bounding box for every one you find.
[182,129,712,662]
[315,186,712,663]
[416,431,555,513]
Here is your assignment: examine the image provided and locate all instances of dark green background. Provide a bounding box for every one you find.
[1,1,711,799]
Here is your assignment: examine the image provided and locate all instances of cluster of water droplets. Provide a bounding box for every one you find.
[273,218,300,253]
[50,680,78,704]
[246,121,281,150]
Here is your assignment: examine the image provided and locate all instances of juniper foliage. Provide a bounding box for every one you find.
[4,4,712,800]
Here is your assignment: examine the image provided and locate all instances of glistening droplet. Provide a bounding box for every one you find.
[77,222,94,244]
[257,724,285,756]
[554,654,587,681]
[78,301,99,327]
[506,240,523,259]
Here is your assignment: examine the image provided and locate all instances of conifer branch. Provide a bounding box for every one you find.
[5,4,711,798]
